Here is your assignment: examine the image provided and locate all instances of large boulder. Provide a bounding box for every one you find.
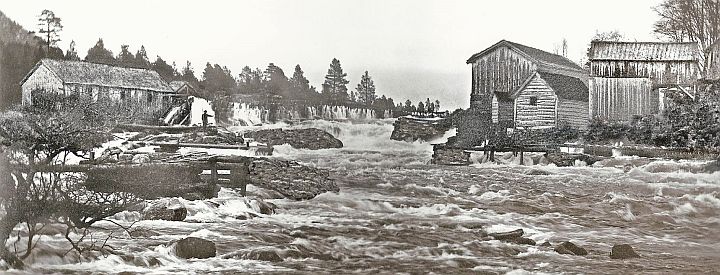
[244,128,343,150]
[554,241,588,256]
[142,199,187,221]
[545,152,603,167]
[249,158,339,200]
[488,229,536,246]
[391,116,452,142]
[610,244,640,259]
[175,237,216,259]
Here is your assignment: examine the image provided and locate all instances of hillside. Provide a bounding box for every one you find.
[0,10,46,109]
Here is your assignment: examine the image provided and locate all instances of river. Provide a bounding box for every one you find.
[6,119,720,274]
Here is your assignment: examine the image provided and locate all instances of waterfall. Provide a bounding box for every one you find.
[230,102,267,126]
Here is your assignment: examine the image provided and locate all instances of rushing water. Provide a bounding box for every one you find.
[4,120,720,274]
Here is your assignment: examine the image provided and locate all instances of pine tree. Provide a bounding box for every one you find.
[134,45,150,69]
[417,101,425,113]
[355,70,376,106]
[181,61,200,87]
[289,64,311,97]
[85,38,115,65]
[37,10,62,55]
[435,99,441,111]
[323,58,349,103]
[151,56,176,81]
[426,98,434,113]
[116,45,135,67]
[64,40,80,61]
[404,100,413,113]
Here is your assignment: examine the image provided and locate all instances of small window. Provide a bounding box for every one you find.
[120,91,127,101]
[147,92,153,104]
[529,96,538,106]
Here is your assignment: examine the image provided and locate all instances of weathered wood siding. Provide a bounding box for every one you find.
[470,46,536,113]
[557,99,588,129]
[515,75,557,129]
[706,44,720,80]
[62,83,172,123]
[589,77,656,121]
[491,95,498,124]
[22,64,63,105]
[590,60,698,84]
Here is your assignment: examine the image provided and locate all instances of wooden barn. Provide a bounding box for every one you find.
[588,41,701,120]
[705,39,720,80]
[466,40,589,130]
[21,59,175,122]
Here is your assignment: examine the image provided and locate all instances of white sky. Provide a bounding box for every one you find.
[2,0,664,109]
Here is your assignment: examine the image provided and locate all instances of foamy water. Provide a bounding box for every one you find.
[4,120,720,274]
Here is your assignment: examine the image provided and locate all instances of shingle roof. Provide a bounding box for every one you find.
[538,72,588,101]
[589,41,700,61]
[467,40,584,71]
[24,59,173,93]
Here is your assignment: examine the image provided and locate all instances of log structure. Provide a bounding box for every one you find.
[588,41,702,121]
[466,40,588,131]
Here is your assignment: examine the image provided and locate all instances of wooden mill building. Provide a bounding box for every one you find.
[466,40,589,130]
[21,59,176,123]
[588,41,702,120]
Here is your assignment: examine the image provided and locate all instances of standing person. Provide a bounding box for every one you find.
[202,110,213,129]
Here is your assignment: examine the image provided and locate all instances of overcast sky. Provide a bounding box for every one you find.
[3,0,664,109]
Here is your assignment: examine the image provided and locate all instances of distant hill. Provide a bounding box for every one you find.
[0,9,45,109]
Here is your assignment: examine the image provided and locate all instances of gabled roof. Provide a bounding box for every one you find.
[538,72,588,101]
[22,59,173,93]
[169,80,196,92]
[466,40,584,71]
[589,41,700,61]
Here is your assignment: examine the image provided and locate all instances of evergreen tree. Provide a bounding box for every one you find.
[289,64,311,97]
[181,61,200,87]
[264,63,289,96]
[356,70,376,106]
[133,45,150,69]
[323,58,349,103]
[404,100,413,113]
[64,40,80,61]
[84,38,115,65]
[426,98,434,113]
[116,45,135,67]
[151,55,176,81]
[435,99,441,111]
[37,10,62,55]
[417,101,425,113]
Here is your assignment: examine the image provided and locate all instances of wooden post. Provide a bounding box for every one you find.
[519,148,525,165]
[489,145,495,162]
[210,160,218,184]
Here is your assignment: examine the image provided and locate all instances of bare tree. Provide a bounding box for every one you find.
[654,0,720,54]
[0,92,141,269]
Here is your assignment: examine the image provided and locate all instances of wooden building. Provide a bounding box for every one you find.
[21,59,175,122]
[588,41,701,120]
[705,39,720,80]
[169,80,197,96]
[466,40,589,130]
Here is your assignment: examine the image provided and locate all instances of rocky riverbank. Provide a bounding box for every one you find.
[390,116,453,142]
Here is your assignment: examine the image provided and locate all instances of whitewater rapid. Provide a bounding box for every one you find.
[4,119,720,274]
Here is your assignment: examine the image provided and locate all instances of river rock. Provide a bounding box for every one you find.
[244,128,343,150]
[142,199,187,221]
[243,249,283,262]
[545,152,603,167]
[391,116,452,142]
[488,229,537,246]
[131,154,151,164]
[610,244,640,259]
[432,145,471,166]
[175,237,216,259]
[249,158,339,200]
[554,241,588,256]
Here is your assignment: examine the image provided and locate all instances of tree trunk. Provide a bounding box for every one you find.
[0,214,24,270]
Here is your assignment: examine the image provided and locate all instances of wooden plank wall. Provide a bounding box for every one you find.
[590,77,657,121]
[515,75,557,128]
[22,64,63,105]
[590,60,698,84]
[557,99,588,129]
[471,46,536,112]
